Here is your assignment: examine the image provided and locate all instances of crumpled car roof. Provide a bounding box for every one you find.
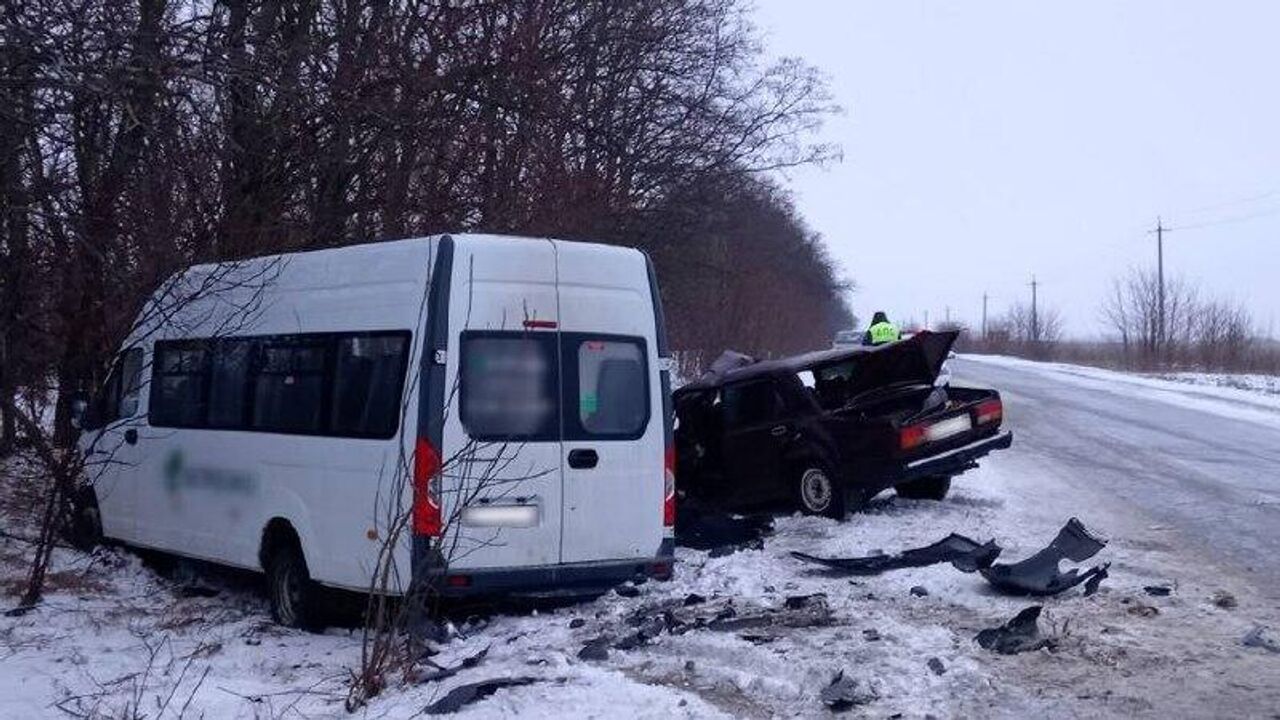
[680,330,959,393]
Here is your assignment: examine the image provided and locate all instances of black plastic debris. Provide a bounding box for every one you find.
[577,639,609,661]
[820,671,877,711]
[927,657,946,675]
[792,533,1001,576]
[975,605,1056,655]
[569,618,586,629]
[614,584,641,598]
[414,646,490,684]
[1242,626,1280,654]
[980,518,1110,596]
[423,677,539,714]
[1083,566,1109,596]
[683,593,707,606]
[1143,584,1172,597]
[862,628,881,642]
[910,585,930,597]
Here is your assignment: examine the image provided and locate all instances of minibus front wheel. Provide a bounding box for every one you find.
[264,538,321,630]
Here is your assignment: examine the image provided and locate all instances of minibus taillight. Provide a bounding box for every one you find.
[413,437,442,537]
[663,447,676,527]
[974,398,1003,426]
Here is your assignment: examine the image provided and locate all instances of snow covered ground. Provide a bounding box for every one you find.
[4,356,1280,718]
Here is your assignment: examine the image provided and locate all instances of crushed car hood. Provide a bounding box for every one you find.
[681,331,959,393]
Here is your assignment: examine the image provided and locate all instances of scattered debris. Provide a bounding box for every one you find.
[785,593,826,609]
[1211,590,1238,610]
[577,639,610,661]
[1143,584,1173,597]
[927,657,946,675]
[1126,603,1159,618]
[413,647,490,684]
[792,533,1001,576]
[614,584,641,598]
[422,677,541,714]
[682,593,706,606]
[862,628,882,642]
[980,518,1110,596]
[569,618,586,629]
[820,671,877,711]
[910,585,930,597]
[1242,626,1280,654]
[1083,566,1108,596]
[975,606,1057,655]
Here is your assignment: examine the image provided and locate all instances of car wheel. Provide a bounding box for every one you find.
[895,475,952,501]
[265,542,321,630]
[796,465,847,519]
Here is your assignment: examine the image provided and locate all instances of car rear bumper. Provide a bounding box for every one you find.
[416,539,675,599]
[896,430,1013,482]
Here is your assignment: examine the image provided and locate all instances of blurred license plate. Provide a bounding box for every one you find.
[461,504,539,528]
[926,415,971,443]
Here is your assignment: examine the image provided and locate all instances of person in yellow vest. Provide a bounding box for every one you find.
[863,311,901,346]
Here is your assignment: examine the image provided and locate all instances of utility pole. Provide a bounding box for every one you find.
[982,293,989,340]
[945,305,951,325]
[1148,217,1169,351]
[1029,275,1039,343]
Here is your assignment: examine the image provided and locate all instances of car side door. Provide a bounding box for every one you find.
[720,378,789,504]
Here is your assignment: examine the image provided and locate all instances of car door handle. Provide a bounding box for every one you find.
[770,425,788,437]
[567,448,599,469]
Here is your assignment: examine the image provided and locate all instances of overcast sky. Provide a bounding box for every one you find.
[755,0,1280,338]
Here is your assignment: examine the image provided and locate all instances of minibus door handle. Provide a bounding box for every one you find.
[567,448,599,469]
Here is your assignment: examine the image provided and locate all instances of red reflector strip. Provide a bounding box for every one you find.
[663,447,676,527]
[522,319,558,329]
[444,574,471,588]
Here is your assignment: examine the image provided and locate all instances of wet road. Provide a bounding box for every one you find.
[955,358,1280,596]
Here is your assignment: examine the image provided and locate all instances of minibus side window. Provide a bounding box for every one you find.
[459,333,558,441]
[331,334,409,438]
[207,340,253,428]
[251,340,327,433]
[569,337,648,439]
[85,348,144,430]
[151,342,210,427]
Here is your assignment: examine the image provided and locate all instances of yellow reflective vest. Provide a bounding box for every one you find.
[868,321,901,345]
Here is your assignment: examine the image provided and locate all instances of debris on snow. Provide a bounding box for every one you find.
[909,585,930,597]
[927,657,947,675]
[1126,602,1160,618]
[980,518,1110,596]
[411,646,490,684]
[577,639,610,661]
[1211,590,1239,609]
[1241,626,1280,654]
[422,676,541,714]
[1143,584,1173,597]
[975,606,1057,655]
[791,532,1001,575]
[820,670,878,711]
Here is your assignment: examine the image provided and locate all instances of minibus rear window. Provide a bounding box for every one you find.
[573,338,647,438]
[460,333,558,441]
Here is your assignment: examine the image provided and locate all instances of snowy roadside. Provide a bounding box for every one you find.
[961,354,1280,428]
[4,444,1280,718]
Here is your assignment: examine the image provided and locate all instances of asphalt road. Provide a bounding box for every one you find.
[954,358,1280,597]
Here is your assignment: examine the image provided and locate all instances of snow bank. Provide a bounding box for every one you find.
[961,354,1280,428]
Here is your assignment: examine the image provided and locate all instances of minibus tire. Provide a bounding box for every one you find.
[265,543,321,630]
[67,487,103,551]
[895,475,951,501]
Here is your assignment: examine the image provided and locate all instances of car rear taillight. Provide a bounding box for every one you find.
[899,424,927,451]
[663,446,676,527]
[974,398,1003,425]
[413,437,442,536]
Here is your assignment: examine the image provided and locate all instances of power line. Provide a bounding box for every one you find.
[1166,205,1280,231]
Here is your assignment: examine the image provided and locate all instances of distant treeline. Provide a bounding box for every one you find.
[0,0,852,449]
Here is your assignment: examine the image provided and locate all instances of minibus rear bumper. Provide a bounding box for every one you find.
[420,539,675,599]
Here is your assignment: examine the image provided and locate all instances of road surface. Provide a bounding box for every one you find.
[955,356,1280,599]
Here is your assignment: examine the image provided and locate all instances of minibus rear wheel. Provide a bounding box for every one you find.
[265,541,321,630]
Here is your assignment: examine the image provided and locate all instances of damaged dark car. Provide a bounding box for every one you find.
[674,331,1012,518]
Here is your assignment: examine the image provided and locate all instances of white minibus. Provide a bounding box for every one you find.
[77,234,675,626]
